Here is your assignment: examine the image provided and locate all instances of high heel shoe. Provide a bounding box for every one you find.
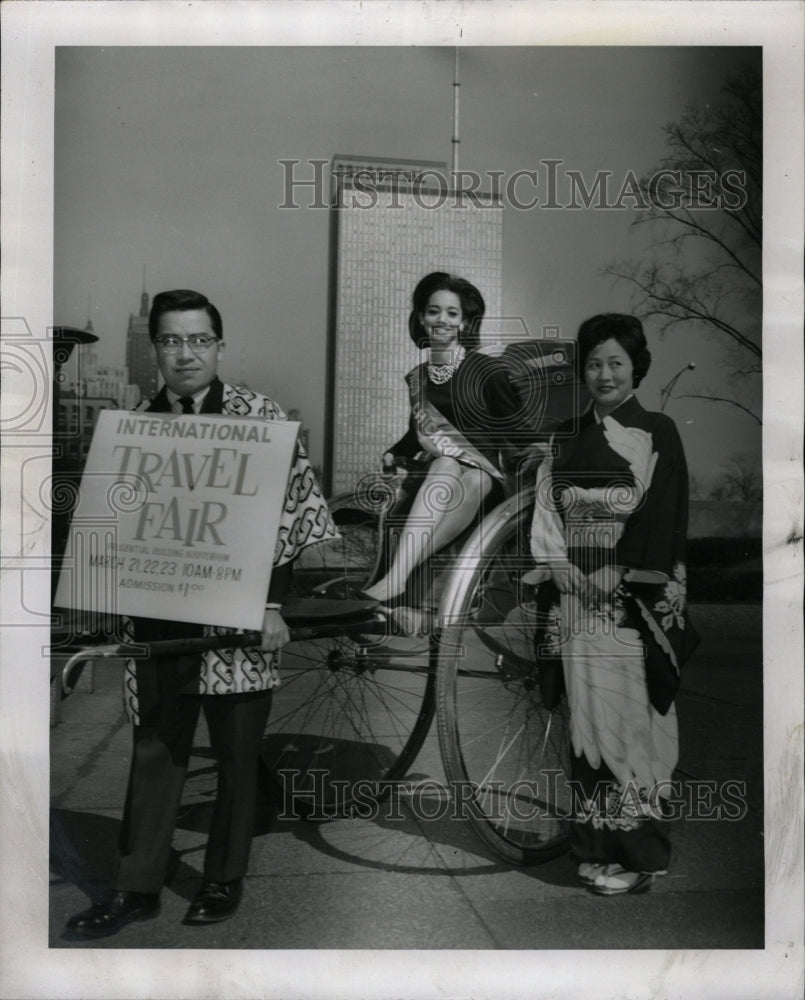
[367,590,411,613]
[390,606,436,637]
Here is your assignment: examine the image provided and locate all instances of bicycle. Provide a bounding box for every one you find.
[58,339,582,865]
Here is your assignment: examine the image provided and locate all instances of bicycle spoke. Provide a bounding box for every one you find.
[437,489,571,863]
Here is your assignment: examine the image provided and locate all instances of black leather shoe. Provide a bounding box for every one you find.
[183,879,243,925]
[64,890,160,939]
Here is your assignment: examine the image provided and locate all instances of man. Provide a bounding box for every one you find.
[64,289,337,938]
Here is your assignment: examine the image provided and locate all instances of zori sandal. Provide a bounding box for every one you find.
[577,862,606,886]
[591,864,662,896]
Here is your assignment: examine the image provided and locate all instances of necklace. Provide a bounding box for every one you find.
[427,345,466,384]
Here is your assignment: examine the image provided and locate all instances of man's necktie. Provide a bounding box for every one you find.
[178,396,195,414]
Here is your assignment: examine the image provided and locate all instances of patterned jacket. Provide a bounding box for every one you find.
[122,379,338,722]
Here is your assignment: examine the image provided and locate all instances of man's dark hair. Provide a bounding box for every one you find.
[148,289,223,341]
[577,313,652,388]
[408,272,485,351]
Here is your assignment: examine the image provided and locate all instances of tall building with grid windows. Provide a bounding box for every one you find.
[125,287,159,402]
[325,156,504,495]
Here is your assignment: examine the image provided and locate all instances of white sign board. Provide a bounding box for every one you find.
[54,410,300,629]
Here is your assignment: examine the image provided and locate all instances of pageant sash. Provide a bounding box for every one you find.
[405,365,503,481]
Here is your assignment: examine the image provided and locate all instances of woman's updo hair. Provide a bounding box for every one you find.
[577,313,652,388]
[408,271,485,351]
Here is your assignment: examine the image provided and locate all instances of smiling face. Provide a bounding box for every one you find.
[420,289,464,349]
[153,309,224,397]
[583,337,635,415]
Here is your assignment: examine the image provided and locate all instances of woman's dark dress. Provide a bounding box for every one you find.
[388,349,523,479]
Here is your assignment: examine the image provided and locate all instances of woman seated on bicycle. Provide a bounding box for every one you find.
[363,271,521,611]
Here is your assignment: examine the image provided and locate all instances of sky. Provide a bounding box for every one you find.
[53,44,762,482]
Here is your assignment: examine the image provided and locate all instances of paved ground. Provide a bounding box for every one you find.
[49,604,764,952]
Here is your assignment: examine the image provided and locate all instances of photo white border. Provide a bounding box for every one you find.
[1,2,802,998]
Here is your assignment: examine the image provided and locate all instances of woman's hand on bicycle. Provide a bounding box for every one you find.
[381,452,408,477]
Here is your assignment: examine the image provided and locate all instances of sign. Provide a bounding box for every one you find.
[54,410,300,629]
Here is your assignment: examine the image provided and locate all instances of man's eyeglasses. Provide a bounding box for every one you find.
[154,334,218,353]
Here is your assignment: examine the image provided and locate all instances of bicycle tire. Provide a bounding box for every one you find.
[436,487,571,864]
[262,496,436,814]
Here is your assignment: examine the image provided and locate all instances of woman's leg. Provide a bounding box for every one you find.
[365,456,493,602]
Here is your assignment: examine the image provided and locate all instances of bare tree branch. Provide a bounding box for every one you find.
[676,393,762,424]
[605,63,762,422]
[606,263,762,358]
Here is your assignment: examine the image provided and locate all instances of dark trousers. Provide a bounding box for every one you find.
[114,657,272,894]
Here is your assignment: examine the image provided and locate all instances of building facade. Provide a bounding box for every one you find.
[325,155,504,495]
[57,311,142,465]
[125,289,159,402]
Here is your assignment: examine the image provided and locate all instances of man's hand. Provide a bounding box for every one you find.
[260,608,290,652]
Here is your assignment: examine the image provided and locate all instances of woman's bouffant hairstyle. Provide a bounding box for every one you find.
[148,289,223,341]
[408,272,485,350]
[577,313,651,388]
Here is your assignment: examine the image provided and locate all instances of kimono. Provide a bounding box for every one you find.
[529,394,698,872]
[122,378,338,723]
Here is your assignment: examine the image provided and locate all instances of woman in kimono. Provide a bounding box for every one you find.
[363,271,521,613]
[529,313,698,895]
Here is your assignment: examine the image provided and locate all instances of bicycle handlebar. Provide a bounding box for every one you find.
[59,616,389,695]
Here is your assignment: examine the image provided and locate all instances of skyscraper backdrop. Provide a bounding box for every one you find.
[54,45,762,486]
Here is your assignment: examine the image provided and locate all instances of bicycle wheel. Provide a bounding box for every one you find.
[436,487,571,864]
[261,633,436,815]
[263,484,434,814]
